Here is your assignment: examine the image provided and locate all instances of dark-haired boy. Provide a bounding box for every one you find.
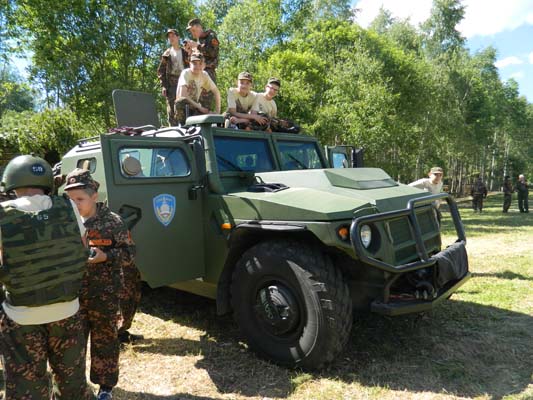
[65,168,136,400]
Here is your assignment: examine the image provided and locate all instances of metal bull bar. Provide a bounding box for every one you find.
[349,193,466,273]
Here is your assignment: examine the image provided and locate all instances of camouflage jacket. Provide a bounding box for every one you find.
[157,47,190,91]
[197,29,219,71]
[471,180,487,196]
[84,203,136,293]
[503,180,513,195]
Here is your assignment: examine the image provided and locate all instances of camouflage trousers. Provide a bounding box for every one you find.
[174,98,204,126]
[164,83,179,127]
[118,264,142,334]
[80,269,120,388]
[0,308,93,400]
[503,193,512,212]
[472,194,485,211]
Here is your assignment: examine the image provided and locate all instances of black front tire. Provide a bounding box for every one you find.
[231,239,352,369]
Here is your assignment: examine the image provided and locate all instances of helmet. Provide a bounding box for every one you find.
[1,155,53,193]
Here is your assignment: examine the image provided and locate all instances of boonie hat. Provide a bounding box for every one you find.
[430,167,443,174]
[186,18,201,31]
[166,28,179,37]
[267,77,281,87]
[64,168,100,191]
[238,72,253,82]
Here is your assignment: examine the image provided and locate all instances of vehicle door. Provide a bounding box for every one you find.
[100,134,204,287]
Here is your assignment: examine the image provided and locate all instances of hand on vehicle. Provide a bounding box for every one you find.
[161,87,167,97]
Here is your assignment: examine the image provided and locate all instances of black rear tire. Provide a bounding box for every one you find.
[230,239,352,369]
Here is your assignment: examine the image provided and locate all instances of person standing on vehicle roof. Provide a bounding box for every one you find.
[184,18,219,112]
[0,155,92,400]
[174,50,221,125]
[158,28,190,126]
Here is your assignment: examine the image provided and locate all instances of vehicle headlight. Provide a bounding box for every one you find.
[360,225,372,248]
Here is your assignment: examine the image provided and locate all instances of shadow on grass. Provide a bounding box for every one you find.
[112,389,218,400]
[134,286,533,399]
[472,270,533,281]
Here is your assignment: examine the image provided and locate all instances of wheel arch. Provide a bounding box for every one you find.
[215,224,325,315]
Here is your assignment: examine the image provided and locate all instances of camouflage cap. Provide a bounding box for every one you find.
[64,168,100,191]
[430,167,443,175]
[238,71,253,82]
[186,18,202,31]
[267,77,281,87]
[190,50,204,62]
[166,28,179,37]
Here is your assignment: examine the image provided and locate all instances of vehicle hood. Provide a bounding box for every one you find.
[221,168,431,221]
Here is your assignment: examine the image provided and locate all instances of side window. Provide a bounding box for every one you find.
[76,158,97,173]
[118,147,190,178]
[332,152,348,168]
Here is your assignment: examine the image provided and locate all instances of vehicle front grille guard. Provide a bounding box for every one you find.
[350,193,466,274]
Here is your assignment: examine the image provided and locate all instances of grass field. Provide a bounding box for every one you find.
[4,195,533,399]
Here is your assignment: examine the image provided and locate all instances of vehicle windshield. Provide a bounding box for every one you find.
[213,136,275,172]
[278,140,324,170]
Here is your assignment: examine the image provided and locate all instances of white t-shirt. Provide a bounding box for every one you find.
[408,178,443,195]
[177,69,217,103]
[253,93,277,117]
[227,88,258,113]
[0,195,85,325]
[169,47,185,76]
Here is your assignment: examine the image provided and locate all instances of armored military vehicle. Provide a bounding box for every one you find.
[59,90,469,369]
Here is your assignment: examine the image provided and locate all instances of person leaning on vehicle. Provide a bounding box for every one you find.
[157,28,190,126]
[224,71,268,130]
[252,77,300,133]
[174,50,221,125]
[0,155,92,400]
[502,175,513,213]
[408,166,444,214]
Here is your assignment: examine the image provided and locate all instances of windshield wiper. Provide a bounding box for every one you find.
[287,154,307,169]
[217,155,243,171]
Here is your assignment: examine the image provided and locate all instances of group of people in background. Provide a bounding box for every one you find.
[408,166,529,214]
[157,18,299,133]
[0,156,142,400]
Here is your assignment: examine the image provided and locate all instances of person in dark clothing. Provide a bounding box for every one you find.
[515,174,529,213]
[502,175,513,213]
[471,175,488,213]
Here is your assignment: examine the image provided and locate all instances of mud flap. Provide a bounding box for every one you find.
[432,241,469,287]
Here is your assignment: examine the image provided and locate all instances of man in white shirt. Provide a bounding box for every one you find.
[174,51,221,125]
[224,71,268,130]
[409,166,444,195]
[157,28,189,126]
[0,155,92,399]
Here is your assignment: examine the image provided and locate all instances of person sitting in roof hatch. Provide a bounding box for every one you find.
[174,50,221,126]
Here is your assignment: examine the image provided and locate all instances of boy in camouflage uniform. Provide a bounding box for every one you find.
[185,18,219,110]
[65,168,136,400]
[471,175,488,213]
[157,28,190,126]
[502,175,513,213]
[0,155,93,400]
